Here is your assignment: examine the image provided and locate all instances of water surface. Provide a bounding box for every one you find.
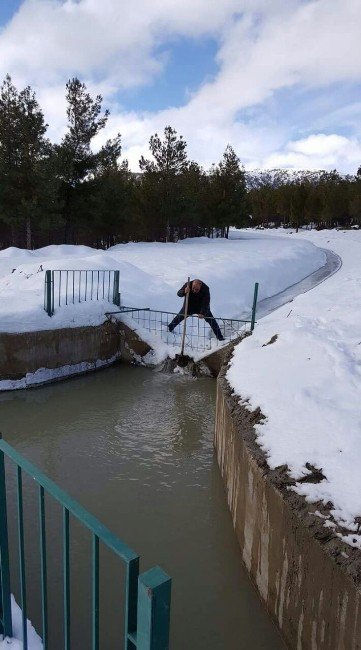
[0,365,284,649]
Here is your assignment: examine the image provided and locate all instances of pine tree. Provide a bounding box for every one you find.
[0,75,52,248]
[56,78,117,243]
[139,126,189,241]
[179,162,207,238]
[207,145,248,237]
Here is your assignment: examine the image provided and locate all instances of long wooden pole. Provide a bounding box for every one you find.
[180,277,190,357]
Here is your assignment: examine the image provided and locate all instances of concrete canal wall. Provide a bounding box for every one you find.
[0,321,151,388]
[214,368,361,649]
[0,317,235,388]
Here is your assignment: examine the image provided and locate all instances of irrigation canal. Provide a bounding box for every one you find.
[1,365,285,649]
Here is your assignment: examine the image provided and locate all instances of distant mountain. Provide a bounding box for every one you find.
[132,168,356,189]
[245,168,353,189]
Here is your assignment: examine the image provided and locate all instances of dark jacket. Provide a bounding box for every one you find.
[177,280,210,315]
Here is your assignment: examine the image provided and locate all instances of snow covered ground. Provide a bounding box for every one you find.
[0,227,359,642]
[0,235,325,333]
[227,228,361,550]
[0,596,42,649]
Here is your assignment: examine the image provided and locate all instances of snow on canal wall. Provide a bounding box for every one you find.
[214,369,361,650]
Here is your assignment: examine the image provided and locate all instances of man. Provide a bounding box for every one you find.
[168,278,225,341]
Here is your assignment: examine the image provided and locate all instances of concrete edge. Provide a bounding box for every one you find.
[0,320,152,390]
[215,360,361,649]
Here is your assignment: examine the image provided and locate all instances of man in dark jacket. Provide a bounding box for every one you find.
[168,279,224,340]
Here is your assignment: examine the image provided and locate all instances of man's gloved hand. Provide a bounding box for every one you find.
[197,314,204,319]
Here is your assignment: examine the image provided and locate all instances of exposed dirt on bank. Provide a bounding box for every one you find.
[218,355,361,587]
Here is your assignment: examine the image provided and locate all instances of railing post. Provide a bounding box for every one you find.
[251,282,259,332]
[0,436,13,638]
[45,270,53,317]
[113,271,120,307]
[125,557,139,649]
[51,271,55,316]
[136,567,171,650]
[63,508,70,650]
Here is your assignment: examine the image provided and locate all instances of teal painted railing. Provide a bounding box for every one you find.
[250,282,259,332]
[44,269,121,316]
[0,438,171,649]
[107,282,259,352]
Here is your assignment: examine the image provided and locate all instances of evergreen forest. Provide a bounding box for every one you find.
[0,76,359,249]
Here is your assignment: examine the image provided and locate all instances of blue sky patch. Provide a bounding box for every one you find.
[119,37,219,113]
[0,0,22,27]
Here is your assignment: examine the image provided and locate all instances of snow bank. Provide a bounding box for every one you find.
[227,228,361,549]
[0,354,120,391]
[0,596,42,649]
[0,235,325,333]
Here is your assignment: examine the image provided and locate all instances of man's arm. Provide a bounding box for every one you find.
[177,282,187,297]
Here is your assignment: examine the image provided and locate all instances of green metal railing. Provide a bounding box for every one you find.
[251,282,259,332]
[44,269,121,317]
[0,438,171,649]
[107,282,259,352]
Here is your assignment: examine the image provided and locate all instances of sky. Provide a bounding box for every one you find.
[0,0,360,173]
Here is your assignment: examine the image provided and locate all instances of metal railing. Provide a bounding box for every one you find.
[0,437,171,649]
[44,269,121,317]
[116,308,249,352]
[109,282,259,353]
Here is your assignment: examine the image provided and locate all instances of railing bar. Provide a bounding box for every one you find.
[92,535,99,650]
[59,271,62,307]
[39,486,48,649]
[124,557,139,649]
[106,306,250,322]
[66,271,69,306]
[79,271,81,303]
[0,442,137,562]
[251,281,259,332]
[85,271,88,302]
[102,272,105,299]
[50,269,125,273]
[17,467,28,650]
[63,507,70,650]
[45,271,52,316]
[51,271,54,316]
[97,271,99,300]
[0,445,13,637]
[91,271,94,301]
[107,271,111,302]
[72,271,75,304]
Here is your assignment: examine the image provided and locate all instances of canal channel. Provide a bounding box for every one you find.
[1,365,285,649]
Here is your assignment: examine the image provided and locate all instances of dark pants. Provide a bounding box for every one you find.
[168,308,224,340]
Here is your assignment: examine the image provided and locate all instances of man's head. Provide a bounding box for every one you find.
[192,279,202,293]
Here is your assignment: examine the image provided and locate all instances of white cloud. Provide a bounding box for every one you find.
[290,134,350,156]
[188,0,361,119]
[0,0,238,87]
[262,134,361,170]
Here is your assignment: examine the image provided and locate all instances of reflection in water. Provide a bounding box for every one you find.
[1,365,284,649]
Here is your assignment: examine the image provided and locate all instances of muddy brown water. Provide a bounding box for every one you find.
[0,365,284,649]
